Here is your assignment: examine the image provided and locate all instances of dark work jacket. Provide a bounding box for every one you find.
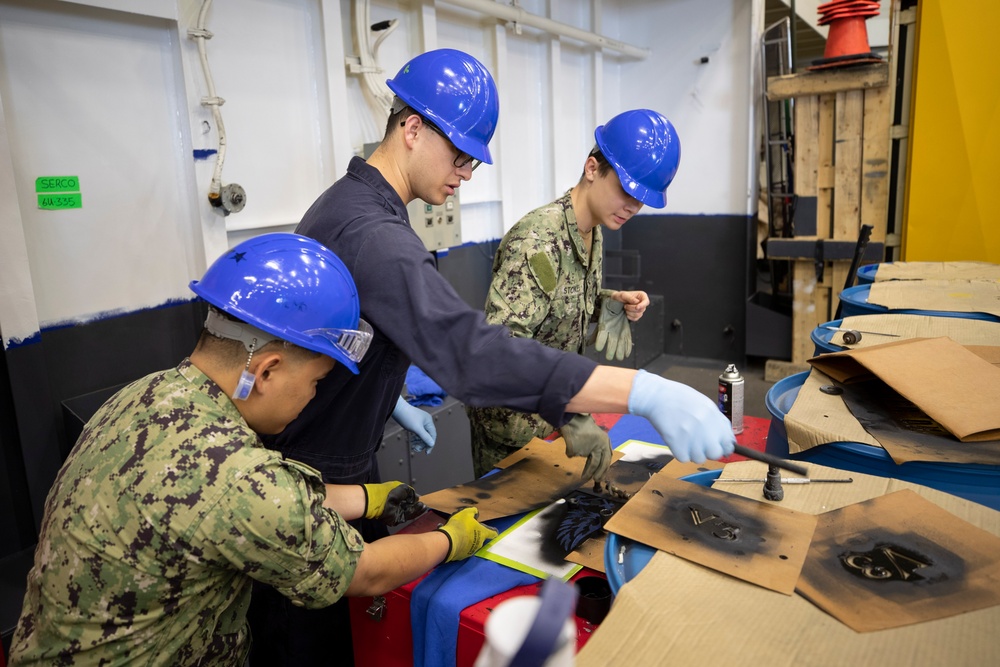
[265,157,597,485]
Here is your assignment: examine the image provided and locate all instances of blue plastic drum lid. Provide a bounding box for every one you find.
[763,370,1000,512]
[604,470,721,596]
[839,284,1000,321]
[810,318,845,355]
[855,263,879,285]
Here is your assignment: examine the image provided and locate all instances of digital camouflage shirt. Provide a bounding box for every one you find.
[10,359,364,666]
[467,191,613,474]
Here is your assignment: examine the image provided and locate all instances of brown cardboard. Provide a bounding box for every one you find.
[564,459,724,572]
[868,278,1000,317]
[873,260,1000,282]
[784,367,1000,465]
[808,338,1000,442]
[602,473,817,595]
[825,313,1000,349]
[785,368,882,454]
[566,537,606,572]
[421,437,617,521]
[836,380,1000,465]
[797,489,1000,632]
[576,461,1000,666]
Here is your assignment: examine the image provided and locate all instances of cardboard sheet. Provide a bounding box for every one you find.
[785,366,1000,465]
[873,260,1000,283]
[602,472,817,595]
[837,380,1000,465]
[785,367,883,454]
[564,444,725,572]
[421,437,616,521]
[868,279,1000,317]
[576,461,1000,667]
[825,313,1000,349]
[797,489,1000,632]
[808,338,1000,442]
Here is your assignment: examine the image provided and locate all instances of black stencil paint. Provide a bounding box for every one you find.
[657,491,772,558]
[532,491,625,565]
[832,531,966,597]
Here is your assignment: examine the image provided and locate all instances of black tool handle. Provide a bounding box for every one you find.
[732,444,808,476]
[834,223,874,320]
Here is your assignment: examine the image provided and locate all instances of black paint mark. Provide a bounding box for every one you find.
[533,491,625,560]
[457,497,479,505]
[840,543,933,583]
[657,495,770,558]
[651,490,663,497]
[820,385,844,395]
[475,492,490,499]
[813,530,968,602]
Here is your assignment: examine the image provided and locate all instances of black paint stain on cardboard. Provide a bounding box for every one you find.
[657,493,771,558]
[532,491,625,561]
[807,528,969,603]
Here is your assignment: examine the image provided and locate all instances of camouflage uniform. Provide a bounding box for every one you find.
[467,191,614,476]
[9,359,364,666]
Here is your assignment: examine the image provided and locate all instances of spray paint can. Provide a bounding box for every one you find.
[718,364,744,435]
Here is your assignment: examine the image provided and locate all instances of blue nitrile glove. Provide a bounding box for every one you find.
[627,369,736,463]
[393,396,437,454]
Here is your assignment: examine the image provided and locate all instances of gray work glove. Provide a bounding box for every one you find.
[594,299,632,361]
[560,413,612,482]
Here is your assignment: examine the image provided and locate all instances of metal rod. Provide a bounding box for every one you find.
[716,478,853,484]
[732,444,808,476]
[822,326,900,337]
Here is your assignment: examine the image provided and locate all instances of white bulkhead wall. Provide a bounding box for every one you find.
[0,0,759,345]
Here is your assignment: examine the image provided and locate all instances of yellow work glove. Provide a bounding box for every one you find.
[594,299,632,361]
[362,481,427,526]
[436,507,498,562]
[560,413,612,482]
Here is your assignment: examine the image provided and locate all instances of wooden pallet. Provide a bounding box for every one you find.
[764,62,892,365]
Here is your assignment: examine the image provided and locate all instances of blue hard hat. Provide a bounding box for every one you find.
[594,109,681,208]
[190,233,372,374]
[386,48,499,164]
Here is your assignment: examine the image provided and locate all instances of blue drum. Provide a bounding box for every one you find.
[855,263,879,285]
[810,318,846,355]
[765,371,1000,511]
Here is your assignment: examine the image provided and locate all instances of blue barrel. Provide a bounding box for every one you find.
[604,469,721,595]
[839,284,1000,321]
[764,371,1000,511]
[810,318,845,355]
[855,263,879,285]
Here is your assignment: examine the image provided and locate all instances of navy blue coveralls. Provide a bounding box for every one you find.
[247,157,597,666]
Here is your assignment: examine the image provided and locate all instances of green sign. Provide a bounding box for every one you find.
[35,176,80,193]
[36,175,81,209]
[38,193,82,210]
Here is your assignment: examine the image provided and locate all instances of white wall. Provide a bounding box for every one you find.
[0,0,760,346]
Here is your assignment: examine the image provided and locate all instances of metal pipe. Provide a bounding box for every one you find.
[438,0,650,60]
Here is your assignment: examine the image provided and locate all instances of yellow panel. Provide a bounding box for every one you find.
[903,0,1000,261]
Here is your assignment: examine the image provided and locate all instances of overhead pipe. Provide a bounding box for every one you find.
[438,0,650,60]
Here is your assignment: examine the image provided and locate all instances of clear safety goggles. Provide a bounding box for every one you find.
[306,318,374,364]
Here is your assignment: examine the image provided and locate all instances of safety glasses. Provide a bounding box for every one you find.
[305,318,374,364]
[418,119,482,172]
